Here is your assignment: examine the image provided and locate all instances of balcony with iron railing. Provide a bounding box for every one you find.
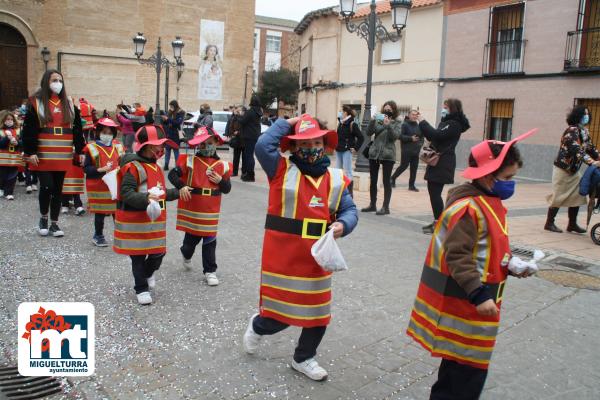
[564,28,600,71]
[483,40,526,76]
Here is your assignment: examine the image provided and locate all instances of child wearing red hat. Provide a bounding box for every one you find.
[114,125,182,305]
[83,117,125,247]
[242,115,358,381]
[168,126,233,286]
[406,130,537,399]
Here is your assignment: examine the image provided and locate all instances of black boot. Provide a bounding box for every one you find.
[422,221,436,235]
[347,182,354,198]
[544,207,563,233]
[376,206,390,215]
[567,207,586,233]
[390,178,396,188]
[361,203,377,212]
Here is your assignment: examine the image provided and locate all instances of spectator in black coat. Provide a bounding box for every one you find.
[224,105,244,176]
[391,109,424,191]
[161,100,185,170]
[335,105,363,196]
[418,99,470,234]
[241,95,263,182]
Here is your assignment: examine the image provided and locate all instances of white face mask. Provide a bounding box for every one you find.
[4,120,14,128]
[50,81,63,95]
[99,133,113,145]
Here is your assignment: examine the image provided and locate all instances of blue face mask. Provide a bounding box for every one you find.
[581,115,590,125]
[440,108,449,119]
[492,179,516,200]
[338,111,343,119]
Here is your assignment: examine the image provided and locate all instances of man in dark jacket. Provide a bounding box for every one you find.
[240,95,263,182]
[194,103,214,129]
[335,106,363,196]
[391,110,424,191]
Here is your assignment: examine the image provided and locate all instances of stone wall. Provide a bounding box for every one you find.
[0,0,255,113]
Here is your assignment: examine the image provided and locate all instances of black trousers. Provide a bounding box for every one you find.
[25,168,38,185]
[392,153,419,188]
[38,171,66,221]
[130,253,165,293]
[62,194,83,208]
[179,233,217,273]
[430,359,488,400]
[427,181,445,220]
[252,315,327,363]
[94,213,114,236]
[232,147,243,175]
[368,159,394,208]
[0,166,18,195]
[242,140,257,178]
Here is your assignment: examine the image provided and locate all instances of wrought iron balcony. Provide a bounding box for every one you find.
[483,40,526,76]
[564,28,600,71]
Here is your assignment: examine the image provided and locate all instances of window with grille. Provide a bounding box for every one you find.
[301,67,308,88]
[266,34,281,53]
[485,3,525,74]
[486,99,514,141]
[575,98,600,146]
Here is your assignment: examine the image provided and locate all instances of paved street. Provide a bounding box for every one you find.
[1,152,599,400]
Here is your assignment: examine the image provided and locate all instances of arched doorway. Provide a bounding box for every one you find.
[0,23,28,110]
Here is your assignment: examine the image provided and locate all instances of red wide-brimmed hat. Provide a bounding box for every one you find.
[133,125,178,152]
[96,117,120,129]
[462,128,538,180]
[187,126,224,147]
[280,114,337,152]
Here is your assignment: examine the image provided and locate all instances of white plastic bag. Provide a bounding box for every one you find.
[146,186,165,221]
[310,229,348,272]
[101,169,119,200]
[508,250,545,275]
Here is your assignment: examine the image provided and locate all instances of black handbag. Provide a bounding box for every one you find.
[362,141,372,159]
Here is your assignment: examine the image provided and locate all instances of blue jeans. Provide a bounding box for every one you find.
[335,150,353,180]
[164,145,179,170]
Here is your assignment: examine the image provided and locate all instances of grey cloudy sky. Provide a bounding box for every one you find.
[255,0,339,22]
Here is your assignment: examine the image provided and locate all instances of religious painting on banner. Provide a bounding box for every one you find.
[198,19,224,100]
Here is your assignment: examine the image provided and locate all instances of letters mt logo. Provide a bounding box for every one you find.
[18,302,95,376]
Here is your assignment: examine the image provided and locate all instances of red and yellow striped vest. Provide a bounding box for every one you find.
[29,96,74,171]
[259,158,348,328]
[84,142,124,214]
[0,128,24,167]
[113,161,167,255]
[406,194,510,370]
[175,154,232,236]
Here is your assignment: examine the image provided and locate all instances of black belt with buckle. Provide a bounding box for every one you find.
[41,127,73,134]
[420,266,506,303]
[191,188,221,196]
[265,214,329,239]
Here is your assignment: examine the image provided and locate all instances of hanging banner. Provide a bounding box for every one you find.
[198,19,224,100]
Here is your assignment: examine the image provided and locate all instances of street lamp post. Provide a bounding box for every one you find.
[243,65,252,106]
[339,0,412,171]
[132,33,184,125]
[176,60,185,101]
[41,47,50,71]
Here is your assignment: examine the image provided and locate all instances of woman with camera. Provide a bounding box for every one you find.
[361,101,402,215]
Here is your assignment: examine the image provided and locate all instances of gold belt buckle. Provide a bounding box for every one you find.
[53,127,63,136]
[301,218,327,239]
[158,199,166,210]
[8,145,15,152]
[201,188,212,196]
[495,280,506,303]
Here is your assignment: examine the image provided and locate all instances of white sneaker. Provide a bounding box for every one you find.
[205,272,219,286]
[60,207,69,214]
[147,274,156,289]
[32,184,38,191]
[291,358,328,381]
[182,257,192,270]
[136,291,152,305]
[243,313,261,354]
[75,206,86,216]
[26,186,32,194]
[5,195,14,200]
